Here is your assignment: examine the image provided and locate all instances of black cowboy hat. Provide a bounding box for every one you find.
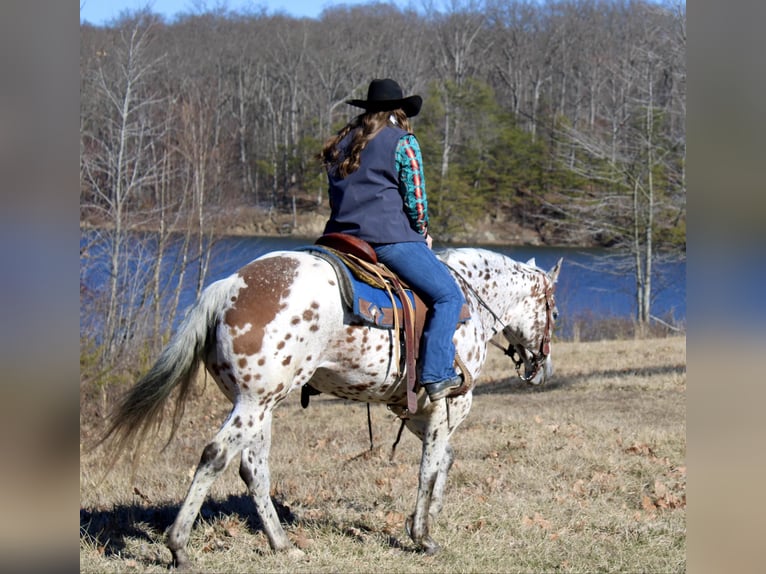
[346,78,422,117]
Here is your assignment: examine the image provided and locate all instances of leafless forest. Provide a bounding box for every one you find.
[80,0,685,242]
[80,0,685,375]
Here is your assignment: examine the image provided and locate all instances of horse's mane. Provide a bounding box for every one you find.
[438,247,542,272]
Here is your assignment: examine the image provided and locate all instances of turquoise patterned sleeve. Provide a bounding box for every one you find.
[395,134,429,235]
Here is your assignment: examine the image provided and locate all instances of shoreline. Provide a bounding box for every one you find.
[80,211,565,248]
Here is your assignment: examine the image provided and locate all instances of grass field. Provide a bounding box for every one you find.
[80,336,686,573]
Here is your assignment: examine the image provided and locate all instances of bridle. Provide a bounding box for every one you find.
[499,281,555,383]
[446,263,555,383]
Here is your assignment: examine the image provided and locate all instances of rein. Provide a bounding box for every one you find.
[513,281,554,382]
[445,262,554,383]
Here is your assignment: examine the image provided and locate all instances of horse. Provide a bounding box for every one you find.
[100,246,562,569]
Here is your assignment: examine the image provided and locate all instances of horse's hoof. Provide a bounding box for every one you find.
[422,539,442,555]
[405,515,441,555]
[170,548,192,571]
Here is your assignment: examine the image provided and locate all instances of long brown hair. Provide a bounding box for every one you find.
[319,109,412,178]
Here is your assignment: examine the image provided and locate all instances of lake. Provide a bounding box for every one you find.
[80,232,685,340]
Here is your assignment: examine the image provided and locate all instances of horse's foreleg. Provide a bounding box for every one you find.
[429,443,455,522]
[166,405,254,569]
[238,410,295,553]
[407,401,450,554]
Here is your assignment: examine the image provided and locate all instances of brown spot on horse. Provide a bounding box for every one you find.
[225,258,300,356]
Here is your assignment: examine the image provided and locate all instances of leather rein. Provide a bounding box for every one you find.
[446,263,555,383]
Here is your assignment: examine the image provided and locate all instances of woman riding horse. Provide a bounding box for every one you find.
[319,78,465,402]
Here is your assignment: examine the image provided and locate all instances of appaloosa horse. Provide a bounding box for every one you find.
[101,247,562,568]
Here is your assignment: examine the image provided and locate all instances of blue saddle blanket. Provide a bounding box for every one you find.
[352,276,416,327]
[297,245,415,328]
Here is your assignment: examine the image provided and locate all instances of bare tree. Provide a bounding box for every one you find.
[427,1,490,180]
[80,15,168,366]
[552,4,685,330]
[488,0,540,123]
[176,85,223,297]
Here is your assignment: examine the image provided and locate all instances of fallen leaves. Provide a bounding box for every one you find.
[291,526,315,550]
[522,512,552,530]
[465,518,487,532]
[222,519,241,538]
[624,442,657,458]
[383,510,405,534]
[623,442,687,514]
[642,476,687,513]
[132,486,151,503]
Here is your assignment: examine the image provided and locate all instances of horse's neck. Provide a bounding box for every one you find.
[479,255,541,331]
[444,249,535,338]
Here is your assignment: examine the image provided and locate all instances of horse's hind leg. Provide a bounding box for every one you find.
[166,404,259,569]
[238,410,295,554]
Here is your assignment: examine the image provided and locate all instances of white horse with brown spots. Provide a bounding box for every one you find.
[101,247,562,569]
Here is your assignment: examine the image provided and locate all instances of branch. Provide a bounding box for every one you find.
[650,314,684,332]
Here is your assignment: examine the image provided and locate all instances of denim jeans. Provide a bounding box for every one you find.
[373,241,466,384]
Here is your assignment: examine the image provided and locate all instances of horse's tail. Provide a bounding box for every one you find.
[97,275,240,462]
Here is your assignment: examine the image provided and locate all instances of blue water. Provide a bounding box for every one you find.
[80,232,686,339]
[484,244,686,328]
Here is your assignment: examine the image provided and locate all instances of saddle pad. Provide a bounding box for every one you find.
[352,277,416,327]
[296,245,415,328]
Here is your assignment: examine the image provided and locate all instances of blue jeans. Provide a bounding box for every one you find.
[373,241,466,384]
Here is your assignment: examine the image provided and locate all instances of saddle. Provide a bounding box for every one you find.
[300,233,472,414]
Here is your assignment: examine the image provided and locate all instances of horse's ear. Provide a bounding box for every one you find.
[548,258,563,284]
[526,257,536,268]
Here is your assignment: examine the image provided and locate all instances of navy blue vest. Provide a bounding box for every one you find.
[323,125,425,244]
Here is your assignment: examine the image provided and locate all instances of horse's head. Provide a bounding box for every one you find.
[502,258,562,386]
[440,249,563,387]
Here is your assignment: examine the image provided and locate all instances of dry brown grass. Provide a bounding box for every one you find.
[80,336,686,573]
